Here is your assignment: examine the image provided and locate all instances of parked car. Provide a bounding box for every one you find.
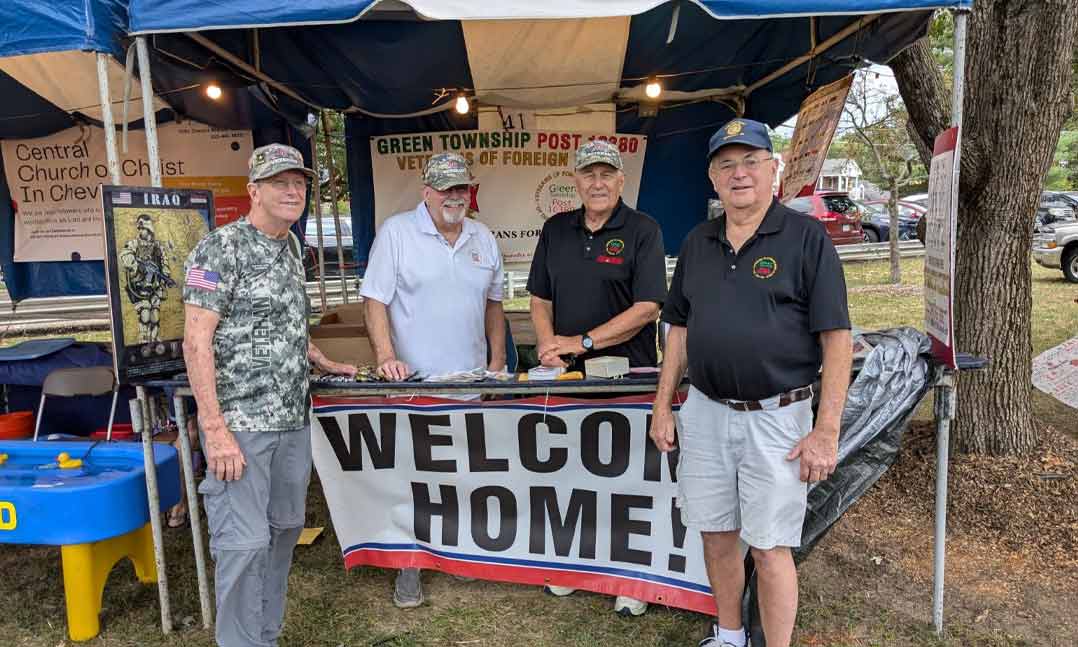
[1036,191,1078,230]
[864,199,926,220]
[783,192,864,245]
[857,201,919,243]
[1032,220,1078,283]
[900,192,929,207]
[304,215,355,278]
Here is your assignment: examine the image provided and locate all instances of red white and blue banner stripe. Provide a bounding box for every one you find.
[309,393,724,614]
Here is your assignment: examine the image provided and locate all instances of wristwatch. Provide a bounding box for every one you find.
[581,334,594,351]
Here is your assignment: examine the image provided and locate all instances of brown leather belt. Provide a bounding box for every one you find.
[716,385,814,412]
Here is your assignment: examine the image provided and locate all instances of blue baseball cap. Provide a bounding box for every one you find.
[707,118,773,161]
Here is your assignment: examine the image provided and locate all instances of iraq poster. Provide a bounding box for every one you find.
[102,185,214,383]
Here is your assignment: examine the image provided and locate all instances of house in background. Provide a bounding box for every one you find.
[861,179,888,201]
[817,158,864,199]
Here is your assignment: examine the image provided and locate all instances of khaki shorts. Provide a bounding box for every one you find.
[675,386,812,549]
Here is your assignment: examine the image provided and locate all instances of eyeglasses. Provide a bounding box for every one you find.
[713,155,774,177]
[576,168,621,183]
[433,185,472,197]
[262,177,309,192]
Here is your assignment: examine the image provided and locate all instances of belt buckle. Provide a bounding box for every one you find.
[731,399,761,412]
[779,386,812,408]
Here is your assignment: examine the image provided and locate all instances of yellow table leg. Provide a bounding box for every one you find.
[60,523,158,641]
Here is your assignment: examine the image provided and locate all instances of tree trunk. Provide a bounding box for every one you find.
[892,39,950,169]
[891,2,1078,455]
[887,178,901,284]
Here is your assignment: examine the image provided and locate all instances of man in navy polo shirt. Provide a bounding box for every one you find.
[526,139,667,616]
[527,139,667,372]
[650,119,852,647]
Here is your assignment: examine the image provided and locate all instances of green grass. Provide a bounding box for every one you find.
[0,257,1075,645]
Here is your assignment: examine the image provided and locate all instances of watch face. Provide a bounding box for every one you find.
[583,336,593,350]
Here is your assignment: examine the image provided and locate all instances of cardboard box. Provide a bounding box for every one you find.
[317,302,366,326]
[310,303,377,367]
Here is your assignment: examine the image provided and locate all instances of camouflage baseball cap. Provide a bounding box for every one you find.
[575,139,623,171]
[422,152,476,190]
[248,143,315,183]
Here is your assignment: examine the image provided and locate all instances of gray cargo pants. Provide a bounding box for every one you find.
[198,427,311,647]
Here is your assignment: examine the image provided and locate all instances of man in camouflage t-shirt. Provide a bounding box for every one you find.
[183,143,356,647]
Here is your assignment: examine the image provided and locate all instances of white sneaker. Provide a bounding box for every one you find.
[543,584,576,597]
[699,623,746,647]
[614,595,648,616]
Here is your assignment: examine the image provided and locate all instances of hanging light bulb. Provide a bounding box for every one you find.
[205,83,223,100]
[455,93,470,114]
[644,77,662,99]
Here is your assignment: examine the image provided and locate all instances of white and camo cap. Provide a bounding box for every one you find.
[248,143,315,182]
[422,152,477,190]
[575,139,623,171]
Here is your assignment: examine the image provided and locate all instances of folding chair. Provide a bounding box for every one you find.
[33,366,118,441]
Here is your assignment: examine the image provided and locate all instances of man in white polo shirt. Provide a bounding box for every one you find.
[360,151,506,609]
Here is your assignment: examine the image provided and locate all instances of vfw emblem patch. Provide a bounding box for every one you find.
[752,256,778,279]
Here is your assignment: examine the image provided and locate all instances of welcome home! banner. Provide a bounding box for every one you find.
[369,131,647,265]
[3,121,252,262]
[310,393,717,614]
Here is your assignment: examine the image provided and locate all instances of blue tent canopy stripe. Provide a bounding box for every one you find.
[0,0,970,297]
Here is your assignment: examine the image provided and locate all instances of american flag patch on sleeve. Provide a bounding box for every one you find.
[186,267,220,291]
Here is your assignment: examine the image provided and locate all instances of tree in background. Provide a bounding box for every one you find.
[1044,46,1078,190]
[840,71,926,283]
[1045,131,1078,190]
[769,128,791,155]
[314,111,349,209]
[890,3,1078,455]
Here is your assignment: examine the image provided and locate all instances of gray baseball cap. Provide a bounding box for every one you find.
[422,153,476,190]
[248,143,315,182]
[575,139,623,171]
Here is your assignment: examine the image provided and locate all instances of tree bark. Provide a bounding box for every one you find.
[891,2,1078,455]
[892,39,949,168]
[887,178,901,284]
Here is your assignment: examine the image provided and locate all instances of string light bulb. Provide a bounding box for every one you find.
[455,93,470,114]
[205,83,223,100]
[644,77,662,99]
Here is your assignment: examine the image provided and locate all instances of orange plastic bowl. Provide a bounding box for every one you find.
[0,411,34,440]
[90,423,136,441]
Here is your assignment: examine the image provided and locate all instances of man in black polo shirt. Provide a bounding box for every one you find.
[527,139,667,372]
[650,119,852,647]
[526,139,667,616]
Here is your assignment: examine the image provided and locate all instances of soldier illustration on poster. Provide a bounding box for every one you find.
[102,186,215,382]
[119,213,177,343]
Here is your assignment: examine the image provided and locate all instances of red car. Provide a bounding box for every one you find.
[782,192,864,245]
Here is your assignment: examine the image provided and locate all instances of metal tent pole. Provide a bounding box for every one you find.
[132,389,172,634]
[932,367,956,634]
[311,117,328,311]
[321,112,350,304]
[173,396,213,629]
[135,37,162,187]
[932,7,968,636]
[95,53,121,184]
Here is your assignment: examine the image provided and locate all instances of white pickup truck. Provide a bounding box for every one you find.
[1032,221,1078,283]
